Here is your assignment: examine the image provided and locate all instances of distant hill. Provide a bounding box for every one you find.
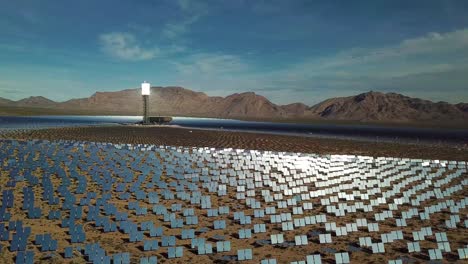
[1,87,467,126]
[15,96,58,108]
[0,97,14,105]
[456,103,468,113]
[308,91,468,123]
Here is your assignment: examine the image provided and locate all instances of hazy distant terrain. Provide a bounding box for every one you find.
[1,87,467,127]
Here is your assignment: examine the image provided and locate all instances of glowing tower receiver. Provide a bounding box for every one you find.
[141,81,151,96]
[141,81,150,124]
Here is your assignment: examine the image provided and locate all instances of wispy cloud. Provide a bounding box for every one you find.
[176,0,195,12]
[309,28,468,73]
[162,15,202,39]
[167,52,256,97]
[99,32,160,61]
[173,53,248,76]
[257,28,468,93]
[161,0,208,39]
[168,28,468,104]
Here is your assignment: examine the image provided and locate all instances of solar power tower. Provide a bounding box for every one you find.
[141,81,151,124]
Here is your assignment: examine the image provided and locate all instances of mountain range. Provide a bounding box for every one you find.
[1,87,467,126]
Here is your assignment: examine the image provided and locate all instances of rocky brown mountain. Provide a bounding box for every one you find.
[308,91,468,123]
[1,87,467,125]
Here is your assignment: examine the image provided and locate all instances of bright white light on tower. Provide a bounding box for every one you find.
[141,82,150,95]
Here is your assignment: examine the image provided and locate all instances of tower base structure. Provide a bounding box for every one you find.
[143,95,149,124]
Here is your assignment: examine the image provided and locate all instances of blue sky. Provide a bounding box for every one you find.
[1,0,468,105]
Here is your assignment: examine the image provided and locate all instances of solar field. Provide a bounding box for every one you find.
[0,139,467,263]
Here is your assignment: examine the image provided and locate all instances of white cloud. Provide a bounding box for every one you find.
[176,0,192,12]
[399,29,468,55]
[260,28,468,88]
[167,28,468,104]
[167,52,257,97]
[274,29,468,103]
[306,28,468,73]
[99,32,160,61]
[161,0,208,39]
[173,53,248,76]
[162,15,201,39]
[91,28,468,104]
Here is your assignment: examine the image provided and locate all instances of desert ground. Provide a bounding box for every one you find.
[2,125,468,161]
[0,126,467,263]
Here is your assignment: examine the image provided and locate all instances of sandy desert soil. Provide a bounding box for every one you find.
[2,125,468,161]
[0,138,466,264]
